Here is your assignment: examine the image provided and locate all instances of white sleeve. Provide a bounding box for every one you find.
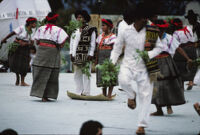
[14,26,23,35]
[148,37,164,59]
[108,35,117,44]
[69,33,75,55]
[88,31,96,56]
[72,30,81,57]
[57,29,68,44]
[110,32,125,64]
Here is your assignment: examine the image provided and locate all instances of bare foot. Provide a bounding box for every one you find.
[167,107,173,114]
[127,98,136,110]
[20,82,30,86]
[42,98,50,102]
[136,127,145,135]
[194,102,200,116]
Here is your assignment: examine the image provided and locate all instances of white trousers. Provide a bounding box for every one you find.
[118,66,153,128]
[74,64,91,95]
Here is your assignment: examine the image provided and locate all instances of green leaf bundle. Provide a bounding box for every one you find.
[78,61,91,79]
[96,59,120,87]
[8,42,19,53]
[136,49,149,62]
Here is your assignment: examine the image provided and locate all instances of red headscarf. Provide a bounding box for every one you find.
[102,19,113,28]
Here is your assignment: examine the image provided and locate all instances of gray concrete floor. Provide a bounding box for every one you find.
[0,73,200,135]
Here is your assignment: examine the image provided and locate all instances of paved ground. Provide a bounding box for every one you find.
[0,73,200,135]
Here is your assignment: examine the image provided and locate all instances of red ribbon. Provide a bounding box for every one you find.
[46,14,59,21]
[102,19,113,28]
[26,18,37,22]
[44,24,55,34]
[151,23,169,28]
[178,26,192,39]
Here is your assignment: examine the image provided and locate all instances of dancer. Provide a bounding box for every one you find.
[96,19,117,98]
[172,18,197,90]
[110,4,163,135]
[70,10,97,96]
[30,12,68,102]
[1,17,37,86]
[150,19,188,116]
[185,10,200,86]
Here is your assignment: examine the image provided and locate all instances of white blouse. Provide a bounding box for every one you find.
[34,25,68,44]
[96,33,116,45]
[161,33,180,57]
[14,25,34,41]
[172,26,195,44]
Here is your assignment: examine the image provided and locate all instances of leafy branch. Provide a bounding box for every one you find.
[96,59,120,87]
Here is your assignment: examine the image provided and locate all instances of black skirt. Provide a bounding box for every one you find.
[152,55,185,106]
[8,45,30,76]
[173,45,197,81]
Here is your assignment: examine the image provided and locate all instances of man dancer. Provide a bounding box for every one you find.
[70,10,97,96]
[110,4,163,135]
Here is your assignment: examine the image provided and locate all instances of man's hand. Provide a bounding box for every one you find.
[70,54,75,62]
[87,55,93,61]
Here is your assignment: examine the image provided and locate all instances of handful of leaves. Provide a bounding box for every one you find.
[96,59,120,87]
[77,61,91,79]
[136,49,149,62]
[191,57,200,67]
[8,42,19,53]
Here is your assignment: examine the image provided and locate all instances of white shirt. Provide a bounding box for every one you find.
[161,33,180,57]
[96,33,116,45]
[14,25,34,41]
[172,25,195,44]
[34,25,68,44]
[117,20,129,36]
[70,28,96,57]
[110,24,164,72]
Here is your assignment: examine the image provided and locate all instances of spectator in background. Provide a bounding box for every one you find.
[80,120,103,135]
[0,129,18,135]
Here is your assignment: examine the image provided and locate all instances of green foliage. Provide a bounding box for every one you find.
[78,61,91,79]
[36,19,46,29]
[136,49,149,62]
[96,59,120,87]
[8,42,19,53]
[64,20,82,37]
[64,20,82,49]
[193,57,200,66]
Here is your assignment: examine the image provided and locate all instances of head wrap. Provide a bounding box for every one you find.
[152,20,169,28]
[46,14,59,21]
[102,19,113,28]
